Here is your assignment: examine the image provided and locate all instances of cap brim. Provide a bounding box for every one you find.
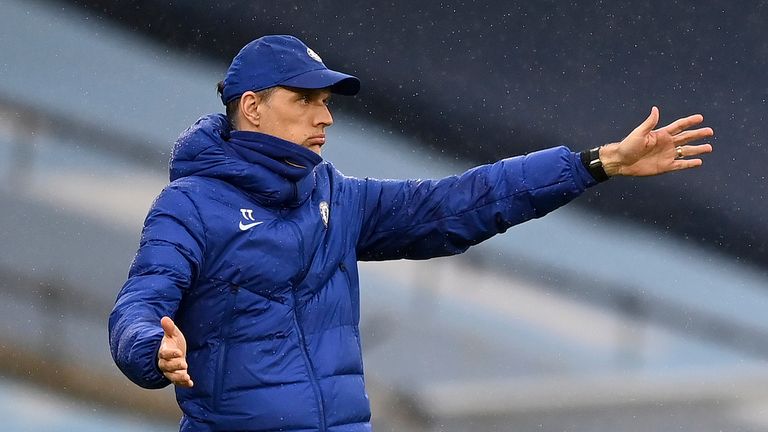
[280,69,360,96]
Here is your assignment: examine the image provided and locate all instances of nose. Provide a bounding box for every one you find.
[315,104,333,128]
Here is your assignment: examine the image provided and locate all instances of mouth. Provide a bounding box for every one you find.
[305,134,326,146]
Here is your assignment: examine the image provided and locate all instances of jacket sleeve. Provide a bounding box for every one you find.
[356,146,597,261]
[108,186,205,389]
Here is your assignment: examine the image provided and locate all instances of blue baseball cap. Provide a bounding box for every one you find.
[220,35,360,104]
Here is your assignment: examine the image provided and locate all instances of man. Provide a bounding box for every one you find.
[109,35,713,431]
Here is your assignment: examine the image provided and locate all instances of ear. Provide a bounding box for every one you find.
[239,91,261,129]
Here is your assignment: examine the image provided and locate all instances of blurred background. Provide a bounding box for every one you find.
[1,0,767,430]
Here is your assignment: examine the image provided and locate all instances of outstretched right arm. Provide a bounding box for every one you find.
[108,186,205,389]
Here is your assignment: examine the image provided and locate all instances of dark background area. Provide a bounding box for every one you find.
[61,0,767,269]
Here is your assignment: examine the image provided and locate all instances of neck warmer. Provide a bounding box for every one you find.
[169,114,324,208]
[220,130,323,208]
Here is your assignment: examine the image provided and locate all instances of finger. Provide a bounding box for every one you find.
[163,369,187,381]
[173,373,194,388]
[158,346,183,360]
[159,357,188,372]
[673,128,714,145]
[672,158,704,171]
[676,143,713,158]
[633,106,660,135]
[159,362,184,375]
[165,370,195,387]
[177,379,194,388]
[659,114,704,135]
[161,316,177,338]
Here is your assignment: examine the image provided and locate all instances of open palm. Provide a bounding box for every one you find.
[604,107,713,177]
[158,316,194,388]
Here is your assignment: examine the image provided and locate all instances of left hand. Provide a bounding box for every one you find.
[599,106,714,177]
[158,316,193,388]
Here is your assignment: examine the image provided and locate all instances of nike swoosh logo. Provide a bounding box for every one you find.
[239,221,264,231]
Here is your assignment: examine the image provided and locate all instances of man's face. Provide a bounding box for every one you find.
[254,86,333,155]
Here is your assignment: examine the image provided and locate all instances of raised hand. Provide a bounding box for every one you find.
[158,316,194,388]
[600,107,714,177]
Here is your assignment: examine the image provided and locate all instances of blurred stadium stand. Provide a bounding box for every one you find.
[1,1,768,431]
[55,0,768,271]
[0,376,172,432]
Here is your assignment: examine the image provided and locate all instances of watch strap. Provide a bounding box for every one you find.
[580,146,610,182]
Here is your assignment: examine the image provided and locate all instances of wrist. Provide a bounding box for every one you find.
[580,146,609,182]
[598,143,622,177]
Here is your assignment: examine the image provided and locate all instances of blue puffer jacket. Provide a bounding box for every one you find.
[108,114,597,431]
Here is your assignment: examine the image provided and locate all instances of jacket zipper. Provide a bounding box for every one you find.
[339,261,363,362]
[285,218,327,431]
[339,261,356,319]
[286,219,308,284]
[339,261,352,287]
[213,284,239,410]
[290,182,298,203]
[291,304,327,431]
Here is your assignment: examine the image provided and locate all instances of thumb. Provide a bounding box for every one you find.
[161,316,177,338]
[634,106,660,134]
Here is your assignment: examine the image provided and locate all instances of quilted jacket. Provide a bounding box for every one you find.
[108,113,597,431]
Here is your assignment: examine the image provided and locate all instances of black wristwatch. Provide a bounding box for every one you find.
[580,146,610,182]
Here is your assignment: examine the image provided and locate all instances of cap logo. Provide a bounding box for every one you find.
[307,47,323,63]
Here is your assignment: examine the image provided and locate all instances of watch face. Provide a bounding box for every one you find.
[585,147,609,182]
[589,148,602,167]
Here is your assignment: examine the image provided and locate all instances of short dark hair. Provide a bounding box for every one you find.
[216,81,276,130]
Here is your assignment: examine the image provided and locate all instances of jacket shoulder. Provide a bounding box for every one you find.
[317,161,364,192]
[160,175,245,209]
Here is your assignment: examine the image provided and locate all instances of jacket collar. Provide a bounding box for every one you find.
[169,114,322,208]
